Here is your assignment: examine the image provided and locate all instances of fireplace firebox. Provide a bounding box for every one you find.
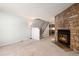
[58,29,70,48]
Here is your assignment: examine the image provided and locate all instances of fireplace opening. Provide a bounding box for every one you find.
[58,29,70,48]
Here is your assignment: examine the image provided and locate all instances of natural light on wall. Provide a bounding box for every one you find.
[0,12,27,46]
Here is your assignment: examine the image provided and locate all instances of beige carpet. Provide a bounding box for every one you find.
[0,36,78,56]
[53,41,73,52]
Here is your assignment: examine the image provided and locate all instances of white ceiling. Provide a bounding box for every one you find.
[0,3,73,24]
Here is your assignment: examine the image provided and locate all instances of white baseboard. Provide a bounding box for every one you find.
[0,37,29,47]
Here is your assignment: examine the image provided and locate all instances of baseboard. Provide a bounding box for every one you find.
[0,37,29,47]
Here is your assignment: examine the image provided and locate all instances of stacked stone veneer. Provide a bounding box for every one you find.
[55,3,79,51]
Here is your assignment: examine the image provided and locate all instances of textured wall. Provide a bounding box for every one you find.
[55,4,79,51]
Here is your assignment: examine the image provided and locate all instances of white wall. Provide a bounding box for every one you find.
[0,3,73,46]
[0,12,28,46]
[32,27,40,40]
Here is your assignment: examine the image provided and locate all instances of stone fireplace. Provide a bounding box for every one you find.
[55,3,79,51]
[58,29,70,48]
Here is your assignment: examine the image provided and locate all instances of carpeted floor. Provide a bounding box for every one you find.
[53,42,73,52]
[0,36,78,56]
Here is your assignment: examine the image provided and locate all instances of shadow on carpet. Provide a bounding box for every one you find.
[52,41,73,52]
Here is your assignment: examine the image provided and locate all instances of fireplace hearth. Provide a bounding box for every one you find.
[58,29,70,48]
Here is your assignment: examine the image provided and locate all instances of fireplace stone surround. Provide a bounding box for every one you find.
[55,3,79,51]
